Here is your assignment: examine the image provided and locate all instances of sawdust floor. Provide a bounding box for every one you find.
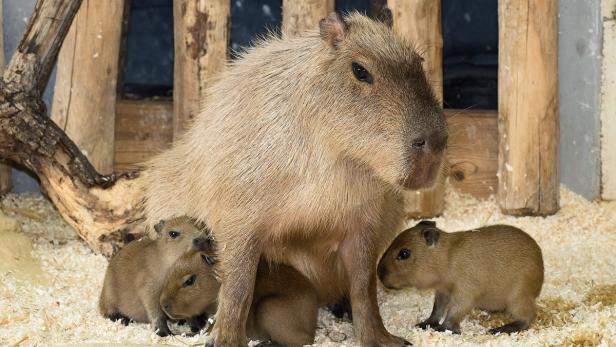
[1,186,615,347]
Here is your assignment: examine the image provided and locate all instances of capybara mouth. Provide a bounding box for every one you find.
[399,156,444,190]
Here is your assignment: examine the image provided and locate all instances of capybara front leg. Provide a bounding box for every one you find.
[208,235,261,347]
[340,233,411,347]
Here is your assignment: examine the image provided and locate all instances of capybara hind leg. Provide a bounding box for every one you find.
[255,293,318,347]
[490,297,534,334]
[435,292,474,334]
[209,235,261,347]
[416,291,450,330]
[340,233,411,347]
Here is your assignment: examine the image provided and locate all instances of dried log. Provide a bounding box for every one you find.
[0,0,144,256]
[0,0,13,195]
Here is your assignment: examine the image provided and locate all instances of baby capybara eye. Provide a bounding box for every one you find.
[351,62,373,84]
[168,230,180,239]
[397,249,411,260]
[182,275,196,287]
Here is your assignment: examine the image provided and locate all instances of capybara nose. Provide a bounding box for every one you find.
[411,130,448,154]
[377,263,388,280]
[193,237,206,250]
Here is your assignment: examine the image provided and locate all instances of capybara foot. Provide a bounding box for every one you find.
[188,314,207,333]
[489,321,527,335]
[254,340,282,347]
[155,317,173,337]
[107,312,131,326]
[365,333,412,347]
[328,296,353,321]
[416,319,440,330]
[433,324,461,334]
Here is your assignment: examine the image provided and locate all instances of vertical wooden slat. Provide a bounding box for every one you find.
[282,0,335,38]
[388,0,445,217]
[0,0,12,194]
[498,0,559,215]
[51,0,125,175]
[173,0,230,140]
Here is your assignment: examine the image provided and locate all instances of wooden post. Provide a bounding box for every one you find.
[51,0,124,174]
[498,0,559,215]
[282,0,335,38]
[0,0,11,194]
[173,0,230,139]
[388,0,445,217]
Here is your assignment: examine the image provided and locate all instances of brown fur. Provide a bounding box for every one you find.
[378,222,544,334]
[99,217,209,336]
[160,251,319,347]
[143,12,446,346]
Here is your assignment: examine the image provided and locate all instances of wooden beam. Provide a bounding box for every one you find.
[0,0,12,195]
[601,0,616,200]
[282,0,335,38]
[173,0,230,139]
[388,0,445,218]
[114,100,173,172]
[51,0,124,174]
[498,0,559,215]
[446,109,497,199]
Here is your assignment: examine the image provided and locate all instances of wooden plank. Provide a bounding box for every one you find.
[498,0,559,215]
[173,0,229,139]
[388,0,445,217]
[0,0,12,195]
[51,0,125,175]
[282,0,335,38]
[446,109,497,199]
[114,100,173,172]
[601,0,616,200]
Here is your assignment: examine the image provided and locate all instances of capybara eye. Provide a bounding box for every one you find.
[168,230,180,239]
[351,62,373,84]
[183,275,196,287]
[397,248,411,260]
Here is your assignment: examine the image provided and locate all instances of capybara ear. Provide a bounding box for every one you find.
[418,220,436,227]
[422,228,440,247]
[374,6,393,28]
[319,12,347,48]
[154,219,166,234]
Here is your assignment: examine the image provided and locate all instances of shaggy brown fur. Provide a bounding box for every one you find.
[143,12,446,346]
[160,251,319,347]
[378,221,544,334]
[99,217,209,336]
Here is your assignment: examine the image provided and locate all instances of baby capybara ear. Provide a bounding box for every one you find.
[153,219,165,234]
[422,228,440,247]
[319,12,347,48]
[373,5,393,28]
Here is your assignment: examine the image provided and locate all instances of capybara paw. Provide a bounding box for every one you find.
[415,320,439,330]
[367,333,413,347]
[433,324,460,334]
[489,321,526,335]
[254,340,282,347]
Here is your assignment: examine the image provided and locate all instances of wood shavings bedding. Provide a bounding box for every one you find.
[0,187,615,347]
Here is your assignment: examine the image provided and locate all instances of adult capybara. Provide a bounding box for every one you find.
[378,221,544,334]
[143,12,447,346]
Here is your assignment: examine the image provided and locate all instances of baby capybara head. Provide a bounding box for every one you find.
[378,221,443,290]
[317,13,447,190]
[153,216,211,253]
[160,250,220,320]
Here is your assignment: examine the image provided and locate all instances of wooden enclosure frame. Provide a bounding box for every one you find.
[49,0,559,217]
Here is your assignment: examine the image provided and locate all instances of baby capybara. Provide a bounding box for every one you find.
[160,251,319,347]
[99,216,210,336]
[378,221,544,334]
[144,12,447,346]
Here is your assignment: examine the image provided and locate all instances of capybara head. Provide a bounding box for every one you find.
[153,216,211,259]
[378,220,444,289]
[316,13,447,190]
[160,250,220,320]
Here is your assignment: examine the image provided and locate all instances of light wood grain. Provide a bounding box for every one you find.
[114,100,173,172]
[498,0,559,215]
[51,0,124,175]
[173,0,229,139]
[388,0,445,217]
[0,0,12,194]
[282,0,334,38]
[601,0,616,200]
